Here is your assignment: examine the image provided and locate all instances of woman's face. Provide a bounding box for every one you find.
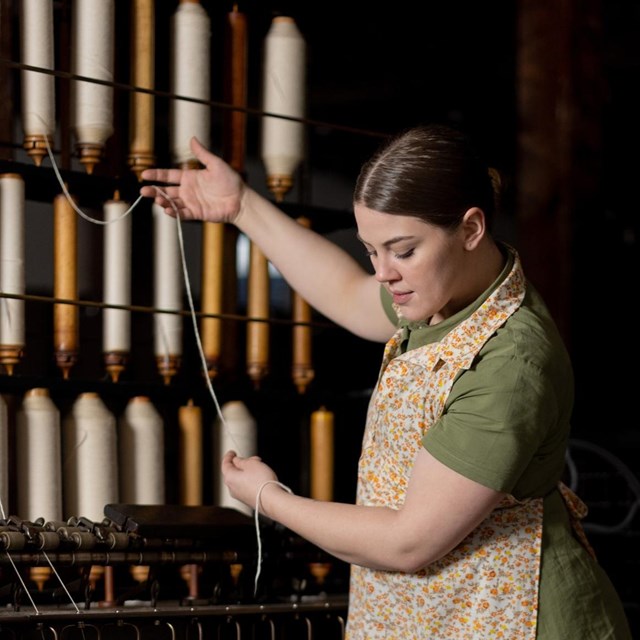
[354,204,471,324]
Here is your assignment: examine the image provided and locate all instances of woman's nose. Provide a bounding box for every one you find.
[373,256,398,283]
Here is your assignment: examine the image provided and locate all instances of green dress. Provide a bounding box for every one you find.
[380,246,631,639]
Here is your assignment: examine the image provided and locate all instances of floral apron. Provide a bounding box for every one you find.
[346,253,592,640]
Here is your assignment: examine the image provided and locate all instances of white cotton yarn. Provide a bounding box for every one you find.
[213,401,257,516]
[153,203,183,367]
[16,388,63,523]
[170,0,211,166]
[63,392,118,522]
[20,0,55,141]
[260,16,307,190]
[118,396,165,504]
[102,199,132,358]
[0,174,26,363]
[71,0,115,156]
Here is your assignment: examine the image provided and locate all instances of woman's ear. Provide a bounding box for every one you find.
[461,207,486,250]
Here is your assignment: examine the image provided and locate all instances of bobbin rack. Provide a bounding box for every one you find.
[0,504,349,638]
[0,1,387,637]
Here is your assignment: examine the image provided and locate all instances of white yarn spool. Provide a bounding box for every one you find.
[63,392,118,521]
[170,0,211,166]
[16,388,63,523]
[0,174,26,361]
[213,401,257,516]
[118,396,164,504]
[153,203,183,368]
[20,0,55,156]
[261,16,307,198]
[102,199,131,357]
[71,0,115,168]
[0,394,9,518]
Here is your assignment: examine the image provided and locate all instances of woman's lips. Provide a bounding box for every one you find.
[391,290,412,305]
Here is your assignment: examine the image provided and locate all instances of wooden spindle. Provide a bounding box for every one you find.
[292,216,314,394]
[246,246,270,387]
[179,399,203,506]
[128,0,156,179]
[53,192,78,378]
[310,406,334,502]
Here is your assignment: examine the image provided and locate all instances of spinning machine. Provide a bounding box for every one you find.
[0,1,353,637]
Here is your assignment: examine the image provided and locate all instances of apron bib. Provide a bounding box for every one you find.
[346,253,588,640]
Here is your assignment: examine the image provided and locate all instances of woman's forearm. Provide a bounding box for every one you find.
[258,482,413,571]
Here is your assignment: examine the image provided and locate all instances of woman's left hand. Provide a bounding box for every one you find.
[221,450,279,511]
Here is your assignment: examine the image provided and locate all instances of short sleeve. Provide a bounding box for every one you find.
[423,351,565,496]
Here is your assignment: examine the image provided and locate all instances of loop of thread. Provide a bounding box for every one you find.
[44,133,142,225]
[253,479,293,595]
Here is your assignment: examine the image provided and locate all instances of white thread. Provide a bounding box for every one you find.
[253,480,292,596]
[167,189,235,443]
[3,551,39,614]
[0,393,8,519]
[44,551,80,614]
[45,134,142,225]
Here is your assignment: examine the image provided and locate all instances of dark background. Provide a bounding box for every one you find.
[0,0,638,630]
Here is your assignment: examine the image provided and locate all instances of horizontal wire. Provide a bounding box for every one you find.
[0,290,333,329]
[0,57,388,141]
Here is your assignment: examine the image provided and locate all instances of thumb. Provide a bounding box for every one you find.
[190,136,213,166]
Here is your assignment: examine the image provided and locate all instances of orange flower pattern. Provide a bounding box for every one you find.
[347,251,551,639]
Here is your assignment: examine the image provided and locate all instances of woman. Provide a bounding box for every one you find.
[141,124,631,639]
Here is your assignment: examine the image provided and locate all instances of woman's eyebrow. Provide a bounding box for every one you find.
[356,233,416,248]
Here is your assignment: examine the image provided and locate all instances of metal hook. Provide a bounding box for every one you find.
[147,619,176,640]
[164,621,177,640]
[102,619,140,640]
[287,614,313,640]
[185,618,203,640]
[31,622,58,640]
[60,620,101,640]
[302,615,312,640]
[256,615,276,640]
[217,616,241,640]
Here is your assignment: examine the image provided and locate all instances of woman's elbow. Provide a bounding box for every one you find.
[387,541,441,574]
[388,528,456,573]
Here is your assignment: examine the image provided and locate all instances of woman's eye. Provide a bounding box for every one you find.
[395,248,414,260]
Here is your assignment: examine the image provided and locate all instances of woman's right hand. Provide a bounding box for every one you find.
[139,136,245,224]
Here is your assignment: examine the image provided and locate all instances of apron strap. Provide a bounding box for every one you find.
[557,481,598,560]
